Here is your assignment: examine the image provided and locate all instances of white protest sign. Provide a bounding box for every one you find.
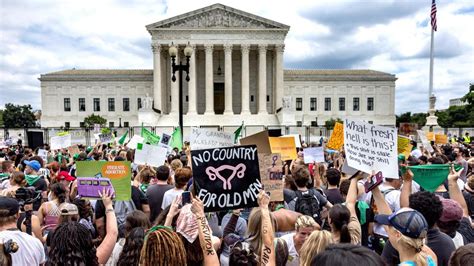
[127,135,144,150]
[416,130,434,153]
[303,147,325,164]
[344,119,398,178]
[283,134,302,148]
[50,134,72,150]
[134,143,167,167]
[190,127,234,150]
[98,133,113,144]
[38,149,48,162]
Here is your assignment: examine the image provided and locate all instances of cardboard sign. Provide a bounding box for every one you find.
[50,134,72,150]
[397,136,413,158]
[417,130,434,153]
[76,161,132,200]
[127,135,144,149]
[327,122,344,150]
[399,123,418,136]
[283,134,302,148]
[160,133,172,146]
[68,145,80,156]
[99,133,114,144]
[426,132,435,142]
[190,127,234,150]
[134,143,167,167]
[191,145,262,212]
[435,134,448,144]
[344,119,398,178]
[269,137,297,161]
[258,154,284,201]
[341,160,359,176]
[303,147,325,164]
[239,130,272,154]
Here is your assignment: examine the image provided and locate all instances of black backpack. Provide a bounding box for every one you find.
[294,190,321,223]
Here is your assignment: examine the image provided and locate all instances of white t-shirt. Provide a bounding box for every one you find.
[279,232,299,266]
[452,231,464,249]
[374,184,401,237]
[161,188,183,210]
[0,230,46,265]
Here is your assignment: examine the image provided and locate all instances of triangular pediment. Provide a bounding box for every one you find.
[146,3,289,31]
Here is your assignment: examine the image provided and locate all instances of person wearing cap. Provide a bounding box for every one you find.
[0,197,46,265]
[45,203,80,248]
[371,179,437,266]
[23,159,48,211]
[437,199,465,248]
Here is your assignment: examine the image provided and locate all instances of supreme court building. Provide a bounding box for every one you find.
[40,3,397,128]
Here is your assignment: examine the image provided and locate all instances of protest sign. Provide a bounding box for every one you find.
[402,164,463,192]
[38,149,48,162]
[399,123,418,136]
[76,161,131,200]
[68,145,80,156]
[303,147,325,164]
[190,127,234,150]
[344,119,398,178]
[426,132,435,142]
[417,130,434,153]
[93,124,101,133]
[341,160,359,176]
[50,134,72,150]
[435,134,448,144]
[239,130,272,154]
[127,135,144,149]
[134,143,167,167]
[283,134,302,148]
[397,136,413,158]
[326,122,344,150]
[160,133,172,146]
[191,145,262,212]
[98,133,113,144]
[141,127,160,145]
[258,153,283,201]
[269,137,297,161]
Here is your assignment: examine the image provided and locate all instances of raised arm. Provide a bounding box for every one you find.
[371,178,392,216]
[96,189,118,264]
[400,168,413,208]
[448,164,469,218]
[164,196,181,227]
[345,175,360,220]
[191,197,220,266]
[258,191,275,266]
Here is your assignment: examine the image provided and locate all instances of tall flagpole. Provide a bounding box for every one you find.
[428,28,434,105]
[426,0,438,130]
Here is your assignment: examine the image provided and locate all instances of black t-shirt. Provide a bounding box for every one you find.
[458,217,474,244]
[382,228,456,266]
[32,177,48,211]
[324,188,344,205]
[146,184,173,223]
[463,190,474,220]
[95,186,148,220]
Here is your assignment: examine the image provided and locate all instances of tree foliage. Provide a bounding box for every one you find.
[325,118,343,130]
[2,103,36,128]
[83,114,107,127]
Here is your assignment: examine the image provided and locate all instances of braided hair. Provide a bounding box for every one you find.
[117,227,145,266]
[48,222,98,266]
[139,228,187,266]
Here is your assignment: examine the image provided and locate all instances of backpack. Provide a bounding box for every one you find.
[294,190,321,223]
[114,199,137,226]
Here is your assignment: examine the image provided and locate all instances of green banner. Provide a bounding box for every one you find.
[76,161,131,200]
[403,164,463,192]
[141,126,160,145]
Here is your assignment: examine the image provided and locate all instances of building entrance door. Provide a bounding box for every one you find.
[214,83,224,114]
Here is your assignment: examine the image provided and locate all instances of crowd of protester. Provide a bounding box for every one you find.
[0,132,473,265]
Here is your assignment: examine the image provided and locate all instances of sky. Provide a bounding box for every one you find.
[1,0,473,114]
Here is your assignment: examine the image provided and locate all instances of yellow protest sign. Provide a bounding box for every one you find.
[435,134,448,144]
[426,132,435,141]
[327,122,344,150]
[397,136,413,158]
[269,137,297,161]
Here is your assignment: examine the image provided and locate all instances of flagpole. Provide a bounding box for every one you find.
[425,0,438,131]
[428,28,434,107]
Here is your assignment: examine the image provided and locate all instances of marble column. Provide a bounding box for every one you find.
[224,44,233,115]
[151,43,162,112]
[187,44,197,115]
[241,44,250,115]
[275,44,284,113]
[170,47,179,114]
[258,44,267,114]
[204,44,214,115]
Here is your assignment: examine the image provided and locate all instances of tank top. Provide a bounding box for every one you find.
[43,201,62,231]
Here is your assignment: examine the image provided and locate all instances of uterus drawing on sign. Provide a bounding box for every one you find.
[205,163,246,190]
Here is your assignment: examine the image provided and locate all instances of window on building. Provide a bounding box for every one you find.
[93,98,100,112]
[311,121,318,127]
[79,98,86,112]
[324,97,331,111]
[368,121,373,124]
[124,122,129,127]
[339,97,345,111]
[108,98,115,112]
[353,97,360,111]
[186,95,189,102]
[80,122,85,128]
[137,98,142,110]
[296,98,303,111]
[267,95,270,102]
[251,95,254,102]
[64,98,71,112]
[367,97,374,111]
[297,121,302,127]
[65,122,70,128]
[123,98,130,112]
[310,98,317,111]
[109,122,114,128]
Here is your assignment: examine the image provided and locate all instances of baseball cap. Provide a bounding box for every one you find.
[439,198,463,222]
[375,208,428,239]
[57,171,75,182]
[24,160,41,171]
[0,196,20,216]
[60,203,79,215]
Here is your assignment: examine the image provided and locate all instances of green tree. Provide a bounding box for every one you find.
[83,114,107,127]
[325,118,343,130]
[395,112,412,127]
[2,103,36,128]
[0,109,3,127]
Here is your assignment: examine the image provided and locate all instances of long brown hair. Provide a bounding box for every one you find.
[139,228,187,266]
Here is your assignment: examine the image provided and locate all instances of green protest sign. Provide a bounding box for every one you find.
[403,164,463,192]
[141,126,160,145]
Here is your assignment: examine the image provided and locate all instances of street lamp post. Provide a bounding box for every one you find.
[169,43,192,147]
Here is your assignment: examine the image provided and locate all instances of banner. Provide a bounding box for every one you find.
[99,133,114,144]
[344,119,398,178]
[269,137,297,161]
[76,161,131,200]
[141,127,160,145]
[435,134,448,144]
[191,145,262,212]
[417,130,434,153]
[303,147,325,164]
[403,164,463,192]
[127,135,144,149]
[399,123,418,136]
[190,127,234,150]
[397,136,413,158]
[239,130,272,154]
[50,134,72,150]
[258,153,283,201]
[327,122,344,150]
[134,143,167,167]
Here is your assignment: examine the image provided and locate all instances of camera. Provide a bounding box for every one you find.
[14,187,41,206]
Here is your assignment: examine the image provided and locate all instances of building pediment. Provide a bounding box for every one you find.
[146,3,289,32]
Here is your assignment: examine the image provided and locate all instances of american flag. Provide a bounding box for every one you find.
[431,0,437,31]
